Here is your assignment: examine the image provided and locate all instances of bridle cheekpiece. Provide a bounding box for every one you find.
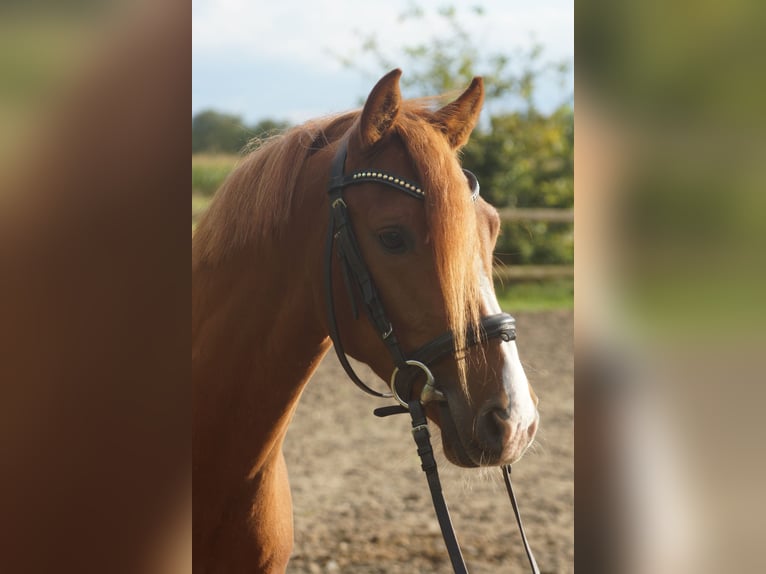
[323,137,540,574]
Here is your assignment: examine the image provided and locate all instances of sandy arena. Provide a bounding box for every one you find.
[283,310,573,573]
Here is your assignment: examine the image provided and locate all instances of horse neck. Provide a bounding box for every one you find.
[193,182,330,479]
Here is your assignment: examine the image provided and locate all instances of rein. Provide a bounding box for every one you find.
[324,138,540,574]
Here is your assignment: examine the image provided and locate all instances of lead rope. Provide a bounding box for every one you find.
[404,400,540,574]
[502,465,541,574]
[408,400,469,574]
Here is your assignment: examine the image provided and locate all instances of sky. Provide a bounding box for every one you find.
[192,0,573,124]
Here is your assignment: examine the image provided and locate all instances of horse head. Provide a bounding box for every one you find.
[325,70,539,467]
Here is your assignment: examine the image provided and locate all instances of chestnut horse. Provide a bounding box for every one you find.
[193,70,539,573]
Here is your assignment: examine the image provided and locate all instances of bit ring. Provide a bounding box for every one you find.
[389,360,438,408]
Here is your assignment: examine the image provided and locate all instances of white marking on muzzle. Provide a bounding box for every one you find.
[479,268,538,434]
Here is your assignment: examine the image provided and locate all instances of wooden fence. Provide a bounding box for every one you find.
[495,207,573,281]
[193,200,572,280]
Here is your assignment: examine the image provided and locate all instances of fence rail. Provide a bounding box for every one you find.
[193,200,573,280]
[494,207,573,281]
[494,265,573,281]
[496,207,573,223]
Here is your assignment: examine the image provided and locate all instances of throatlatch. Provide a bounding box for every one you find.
[324,137,540,574]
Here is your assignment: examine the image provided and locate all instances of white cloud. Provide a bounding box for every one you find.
[193,0,572,71]
[192,0,573,120]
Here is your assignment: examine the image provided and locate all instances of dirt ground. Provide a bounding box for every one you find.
[283,310,573,574]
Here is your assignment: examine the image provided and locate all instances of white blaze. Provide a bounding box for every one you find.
[479,268,539,434]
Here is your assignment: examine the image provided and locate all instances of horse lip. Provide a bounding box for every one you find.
[436,389,529,467]
[434,400,482,468]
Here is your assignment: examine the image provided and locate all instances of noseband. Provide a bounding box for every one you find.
[324,138,539,574]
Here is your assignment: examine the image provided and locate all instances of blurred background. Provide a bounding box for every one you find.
[0,3,107,170]
[0,2,189,574]
[4,0,764,572]
[192,0,575,312]
[576,0,766,572]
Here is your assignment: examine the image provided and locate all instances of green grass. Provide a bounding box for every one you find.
[192,192,212,225]
[192,154,239,196]
[192,154,238,231]
[495,279,573,311]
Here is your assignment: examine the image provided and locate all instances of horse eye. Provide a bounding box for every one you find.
[378,229,406,253]
[463,169,480,200]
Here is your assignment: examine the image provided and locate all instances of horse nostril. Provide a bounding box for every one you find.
[526,417,539,440]
[477,405,512,453]
[491,406,510,422]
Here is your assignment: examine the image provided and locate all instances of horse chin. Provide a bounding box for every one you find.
[433,397,532,468]
[432,402,481,468]
[441,437,480,468]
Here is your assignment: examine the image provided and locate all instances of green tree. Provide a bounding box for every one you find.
[464,105,573,265]
[463,105,574,209]
[192,109,251,154]
[192,111,290,154]
[248,118,291,143]
[335,3,569,113]
[333,2,573,266]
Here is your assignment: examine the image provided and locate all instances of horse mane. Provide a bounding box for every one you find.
[193,99,481,382]
[192,111,357,265]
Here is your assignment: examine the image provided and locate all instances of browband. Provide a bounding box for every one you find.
[328,146,480,202]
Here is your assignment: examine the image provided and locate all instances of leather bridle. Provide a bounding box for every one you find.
[324,137,540,574]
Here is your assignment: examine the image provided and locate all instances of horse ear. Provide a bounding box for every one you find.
[358,69,402,151]
[432,77,485,149]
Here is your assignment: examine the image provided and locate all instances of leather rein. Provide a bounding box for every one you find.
[324,137,540,574]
